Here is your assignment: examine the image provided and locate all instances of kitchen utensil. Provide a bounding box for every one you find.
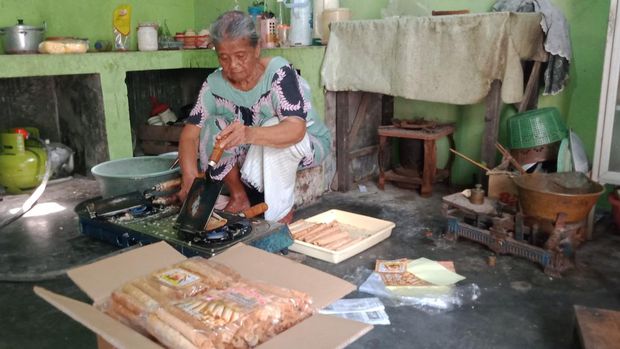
[508,107,568,149]
[556,137,571,172]
[449,148,491,172]
[175,140,225,234]
[569,129,589,173]
[0,19,46,54]
[91,156,180,198]
[495,142,525,174]
[512,172,604,223]
[85,177,182,218]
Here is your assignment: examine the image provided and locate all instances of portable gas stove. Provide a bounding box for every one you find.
[75,198,293,257]
[442,193,586,276]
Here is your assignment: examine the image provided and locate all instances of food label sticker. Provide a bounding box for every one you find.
[156,268,201,287]
[375,258,408,273]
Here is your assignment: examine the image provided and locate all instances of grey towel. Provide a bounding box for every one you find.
[493,0,571,95]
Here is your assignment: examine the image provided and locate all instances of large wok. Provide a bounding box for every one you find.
[512,172,604,223]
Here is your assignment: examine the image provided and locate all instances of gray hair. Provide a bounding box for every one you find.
[210,11,260,47]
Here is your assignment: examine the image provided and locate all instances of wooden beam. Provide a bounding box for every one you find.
[481,80,503,170]
[518,60,543,113]
[347,92,371,146]
[336,91,351,192]
[349,145,379,159]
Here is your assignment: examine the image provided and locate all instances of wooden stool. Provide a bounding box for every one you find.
[378,124,455,197]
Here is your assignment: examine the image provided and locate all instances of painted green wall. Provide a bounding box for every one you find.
[0,0,196,51]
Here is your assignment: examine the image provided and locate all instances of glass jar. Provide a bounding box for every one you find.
[137,22,158,51]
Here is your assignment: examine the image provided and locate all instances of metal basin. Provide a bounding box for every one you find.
[91,156,179,198]
[512,172,604,223]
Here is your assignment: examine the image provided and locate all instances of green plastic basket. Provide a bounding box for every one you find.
[508,107,568,149]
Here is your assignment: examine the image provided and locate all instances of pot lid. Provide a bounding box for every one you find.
[1,19,45,31]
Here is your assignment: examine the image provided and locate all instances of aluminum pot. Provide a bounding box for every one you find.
[0,19,46,54]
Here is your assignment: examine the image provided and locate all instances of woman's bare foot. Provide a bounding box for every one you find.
[278,209,294,224]
[224,193,251,213]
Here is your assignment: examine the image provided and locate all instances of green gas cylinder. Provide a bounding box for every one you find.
[0,130,47,194]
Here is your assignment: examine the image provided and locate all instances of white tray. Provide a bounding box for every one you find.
[289,209,395,264]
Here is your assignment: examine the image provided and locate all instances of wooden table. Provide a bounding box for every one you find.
[378,125,455,197]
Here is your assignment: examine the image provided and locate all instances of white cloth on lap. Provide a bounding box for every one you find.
[240,118,312,221]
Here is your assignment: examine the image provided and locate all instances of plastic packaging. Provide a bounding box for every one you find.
[100,256,314,349]
[47,142,74,178]
[113,5,132,50]
[38,39,89,54]
[137,22,158,51]
[359,271,481,315]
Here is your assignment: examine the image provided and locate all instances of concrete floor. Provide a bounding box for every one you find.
[1,177,619,349]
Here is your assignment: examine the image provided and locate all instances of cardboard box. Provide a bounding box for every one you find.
[289,210,395,264]
[487,171,518,199]
[34,242,373,349]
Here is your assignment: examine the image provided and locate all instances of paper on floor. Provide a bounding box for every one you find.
[407,258,466,286]
[320,297,391,325]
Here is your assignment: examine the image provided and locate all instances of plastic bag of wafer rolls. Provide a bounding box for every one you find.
[99,256,314,349]
[137,258,242,301]
[152,280,314,349]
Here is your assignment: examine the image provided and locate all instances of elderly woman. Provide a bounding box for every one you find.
[178,11,331,223]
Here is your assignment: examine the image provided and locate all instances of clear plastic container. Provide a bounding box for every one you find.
[137,22,158,51]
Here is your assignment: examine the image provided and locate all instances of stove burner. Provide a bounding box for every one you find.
[180,219,253,247]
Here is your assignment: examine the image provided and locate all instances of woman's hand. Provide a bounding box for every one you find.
[177,124,201,203]
[217,120,250,149]
[178,172,196,203]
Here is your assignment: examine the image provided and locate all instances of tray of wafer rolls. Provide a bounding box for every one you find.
[287,209,395,263]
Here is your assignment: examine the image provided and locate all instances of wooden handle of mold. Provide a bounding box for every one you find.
[240,203,269,218]
[209,139,226,165]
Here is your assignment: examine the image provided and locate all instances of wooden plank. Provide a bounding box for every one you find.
[349,145,378,159]
[421,139,437,197]
[481,80,503,169]
[575,305,620,349]
[336,91,351,192]
[347,92,371,146]
[518,60,543,113]
[383,170,423,185]
[377,125,455,140]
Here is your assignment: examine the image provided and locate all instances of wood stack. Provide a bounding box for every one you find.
[288,220,364,251]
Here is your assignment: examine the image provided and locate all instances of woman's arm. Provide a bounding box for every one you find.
[216,117,305,150]
[177,124,201,201]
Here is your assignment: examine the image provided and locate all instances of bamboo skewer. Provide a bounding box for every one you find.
[495,143,526,174]
[449,148,491,172]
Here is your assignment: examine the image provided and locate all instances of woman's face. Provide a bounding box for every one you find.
[216,38,261,83]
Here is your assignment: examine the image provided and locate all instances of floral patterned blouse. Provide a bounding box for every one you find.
[187,56,331,180]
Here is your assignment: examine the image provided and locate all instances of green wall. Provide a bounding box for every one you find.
[0,0,196,51]
[358,0,611,185]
